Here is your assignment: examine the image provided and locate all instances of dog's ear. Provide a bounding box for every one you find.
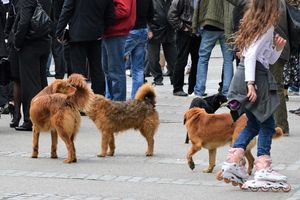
[52,80,63,93]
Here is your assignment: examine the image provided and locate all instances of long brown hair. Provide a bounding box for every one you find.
[235,0,281,52]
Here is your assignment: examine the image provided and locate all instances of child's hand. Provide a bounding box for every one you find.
[247,84,257,103]
[274,34,286,51]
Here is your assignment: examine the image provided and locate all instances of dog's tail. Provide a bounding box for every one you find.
[135,83,156,106]
[67,73,94,112]
[273,127,283,139]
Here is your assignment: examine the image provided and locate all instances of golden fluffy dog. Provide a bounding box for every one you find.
[184,108,282,174]
[30,74,94,163]
[86,83,159,157]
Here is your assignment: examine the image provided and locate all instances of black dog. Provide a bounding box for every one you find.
[185,93,228,143]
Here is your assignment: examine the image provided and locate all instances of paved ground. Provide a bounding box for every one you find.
[1,46,300,200]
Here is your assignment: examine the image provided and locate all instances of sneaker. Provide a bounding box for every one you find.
[288,88,299,96]
[189,92,207,97]
[173,91,188,97]
[152,80,163,86]
[289,108,300,113]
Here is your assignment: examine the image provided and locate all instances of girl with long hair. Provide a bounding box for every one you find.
[218,0,291,192]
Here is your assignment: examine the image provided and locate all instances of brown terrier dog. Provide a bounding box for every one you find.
[30,74,94,163]
[184,108,282,174]
[86,83,159,157]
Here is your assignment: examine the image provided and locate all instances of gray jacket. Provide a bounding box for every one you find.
[227,61,280,122]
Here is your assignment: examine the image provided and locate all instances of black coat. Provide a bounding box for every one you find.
[56,0,115,42]
[0,2,7,57]
[148,0,175,42]
[14,0,52,49]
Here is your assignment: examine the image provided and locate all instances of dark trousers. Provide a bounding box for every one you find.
[69,40,105,95]
[0,82,13,106]
[147,39,176,82]
[188,35,201,94]
[173,30,200,93]
[18,40,50,124]
[51,36,65,79]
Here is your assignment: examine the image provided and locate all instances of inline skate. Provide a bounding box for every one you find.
[217,148,248,187]
[241,155,291,192]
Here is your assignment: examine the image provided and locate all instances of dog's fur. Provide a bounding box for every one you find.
[30,74,94,163]
[185,94,228,143]
[86,83,159,157]
[184,108,283,174]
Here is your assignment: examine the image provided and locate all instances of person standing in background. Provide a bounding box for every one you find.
[147,0,176,86]
[14,0,52,131]
[56,0,115,95]
[102,0,136,101]
[168,0,201,96]
[124,0,154,99]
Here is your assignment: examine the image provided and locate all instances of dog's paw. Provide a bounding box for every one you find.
[63,158,74,163]
[97,153,106,157]
[107,151,114,156]
[51,153,58,159]
[202,168,213,173]
[188,161,195,170]
[145,152,153,156]
[31,152,38,158]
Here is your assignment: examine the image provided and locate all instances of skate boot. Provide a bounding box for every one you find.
[217,148,248,187]
[242,155,291,192]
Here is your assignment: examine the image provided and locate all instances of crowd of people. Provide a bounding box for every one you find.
[0,0,298,130]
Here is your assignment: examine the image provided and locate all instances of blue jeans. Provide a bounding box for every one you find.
[233,110,276,157]
[102,36,127,101]
[194,30,233,96]
[124,28,147,99]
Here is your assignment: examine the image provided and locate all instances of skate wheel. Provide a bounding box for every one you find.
[261,186,269,192]
[216,171,223,181]
[250,187,259,192]
[224,178,230,183]
[282,184,291,192]
[232,181,239,186]
[271,187,279,192]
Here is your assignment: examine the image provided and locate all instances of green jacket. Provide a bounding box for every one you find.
[192,0,233,36]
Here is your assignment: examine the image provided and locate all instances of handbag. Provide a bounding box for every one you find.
[286,4,300,51]
[26,1,52,39]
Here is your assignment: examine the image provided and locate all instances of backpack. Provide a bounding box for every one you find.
[26,1,52,39]
[286,3,300,51]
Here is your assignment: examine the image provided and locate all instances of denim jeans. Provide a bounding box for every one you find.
[194,30,233,96]
[102,36,127,101]
[233,110,276,157]
[124,28,147,99]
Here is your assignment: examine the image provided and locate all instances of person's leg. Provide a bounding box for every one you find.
[172,31,190,94]
[130,29,147,99]
[256,115,275,157]
[52,37,65,79]
[103,36,127,101]
[188,35,201,95]
[233,111,260,150]
[270,59,289,135]
[147,39,163,83]
[69,42,88,76]
[194,30,219,96]
[17,43,49,128]
[162,39,177,85]
[252,115,287,183]
[87,40,105,95]
[101,39,111,99]
[219,35,234,96]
